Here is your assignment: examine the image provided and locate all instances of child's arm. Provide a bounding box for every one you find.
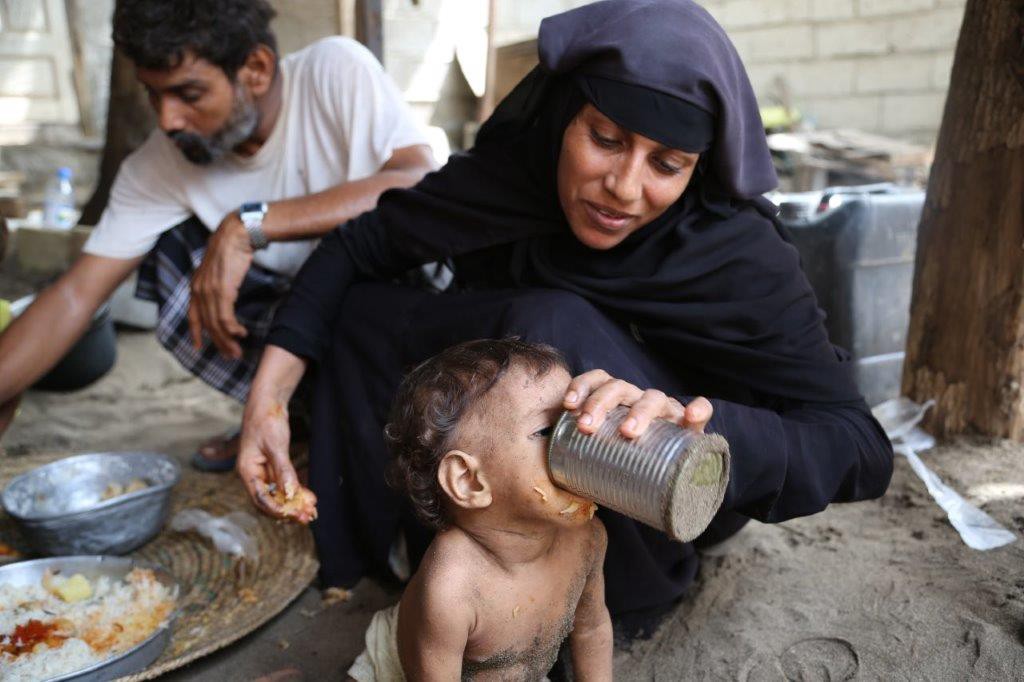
[569,520,614,681]
[397,572,473,681]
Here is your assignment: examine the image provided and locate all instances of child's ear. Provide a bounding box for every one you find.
[438,450,492,511]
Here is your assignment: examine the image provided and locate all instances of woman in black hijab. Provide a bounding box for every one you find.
[238,0,893,633]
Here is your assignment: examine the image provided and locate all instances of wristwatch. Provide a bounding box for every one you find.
[239,201,269,250]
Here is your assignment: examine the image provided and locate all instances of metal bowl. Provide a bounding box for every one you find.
[0,555,179,681]
[1,452,180,556]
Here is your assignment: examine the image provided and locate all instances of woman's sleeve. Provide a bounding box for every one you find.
[706,397,894,522]
[264,209,414,363]
[265,144,556,364]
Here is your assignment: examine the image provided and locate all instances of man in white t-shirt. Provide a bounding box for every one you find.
[0,0,434,467]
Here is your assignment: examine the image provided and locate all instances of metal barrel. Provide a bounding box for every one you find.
[547,406,731,542]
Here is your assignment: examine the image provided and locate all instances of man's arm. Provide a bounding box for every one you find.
[189,144,435,358]
[0,253,142,433]
[570,520,613,681]
[262,143,436,242]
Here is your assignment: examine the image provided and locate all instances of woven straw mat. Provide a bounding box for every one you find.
[0,452,319,680]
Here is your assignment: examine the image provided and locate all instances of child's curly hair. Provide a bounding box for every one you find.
[385,338,568,530]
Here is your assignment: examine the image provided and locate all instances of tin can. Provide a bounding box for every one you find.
[547,406,730,542]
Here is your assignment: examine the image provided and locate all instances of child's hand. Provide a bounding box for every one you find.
[562,369,713,438]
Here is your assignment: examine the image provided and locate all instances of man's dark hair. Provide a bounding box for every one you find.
[385,338,568,530]
[113,0,277,76]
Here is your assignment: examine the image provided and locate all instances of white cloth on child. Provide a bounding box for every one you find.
[347,602,554,680]
[348,604,405,681]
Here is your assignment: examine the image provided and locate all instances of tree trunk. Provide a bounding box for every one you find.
[78,49,155,226]
[902,0,1024,438]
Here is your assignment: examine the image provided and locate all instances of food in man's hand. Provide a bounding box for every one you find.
[0,568,176,681]
[100,478,150,501]
[268,484,318,523]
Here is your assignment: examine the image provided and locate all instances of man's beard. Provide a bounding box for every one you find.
[168,83,259,165]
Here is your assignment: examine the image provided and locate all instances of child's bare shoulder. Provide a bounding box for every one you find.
[402,528,483,619]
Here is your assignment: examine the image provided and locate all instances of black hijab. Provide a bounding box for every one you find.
[338,0,861,404]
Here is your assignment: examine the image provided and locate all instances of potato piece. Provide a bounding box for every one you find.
[52,574,93,603]
[124,478,149,494]
[101,482,124,501]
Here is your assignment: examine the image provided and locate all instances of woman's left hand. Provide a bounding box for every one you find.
[563,369,713,438]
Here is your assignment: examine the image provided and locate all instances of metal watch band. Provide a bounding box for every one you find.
[239,202,269,250]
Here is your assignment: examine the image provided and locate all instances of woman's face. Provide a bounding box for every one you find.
[557,104,700,250]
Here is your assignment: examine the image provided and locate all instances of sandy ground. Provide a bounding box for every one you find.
[4,330,1024,680]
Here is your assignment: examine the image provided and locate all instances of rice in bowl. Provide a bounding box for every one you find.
[0,567,176,681]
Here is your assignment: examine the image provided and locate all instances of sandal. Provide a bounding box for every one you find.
[190,428,241,472]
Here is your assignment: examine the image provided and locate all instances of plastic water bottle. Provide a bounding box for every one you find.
[42,167,76,230]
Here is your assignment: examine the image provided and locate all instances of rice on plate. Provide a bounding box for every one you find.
[0,567,176,681]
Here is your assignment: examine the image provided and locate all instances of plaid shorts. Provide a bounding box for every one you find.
[136,217,291,402]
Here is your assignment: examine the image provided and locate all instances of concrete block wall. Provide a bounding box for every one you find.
[702,0,966,142]
[382,0,964,146]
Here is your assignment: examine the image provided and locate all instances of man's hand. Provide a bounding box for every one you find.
[563,369,714,439]
[188,212,253,358]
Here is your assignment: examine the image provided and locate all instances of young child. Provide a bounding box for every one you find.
[347,338,613,681]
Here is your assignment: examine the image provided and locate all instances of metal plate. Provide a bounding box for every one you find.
[0,452,180,556]
[0,555,179,682]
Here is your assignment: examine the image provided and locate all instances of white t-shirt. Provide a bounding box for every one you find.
[83,37,429,277]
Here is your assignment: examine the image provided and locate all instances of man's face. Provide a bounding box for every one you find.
[136,52,258,165]
[457,364,596,526]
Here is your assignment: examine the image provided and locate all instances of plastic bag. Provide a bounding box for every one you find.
[872,398,1016,551]
[170,508,259,559]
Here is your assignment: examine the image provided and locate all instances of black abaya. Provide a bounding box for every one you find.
[265,0,895,618]
[309,283,892,616]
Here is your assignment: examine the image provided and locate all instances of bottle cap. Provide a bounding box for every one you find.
[57,167,73,180]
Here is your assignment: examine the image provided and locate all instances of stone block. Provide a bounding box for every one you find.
[811,0,855,21]
[732,24,816,61]
[881,92,947,133]
[887,7,964,52]
[858,0,934,17]
[786,59,858,96]
[12,225,91,276]
[855,55,934,93]
[814,20,889,57]
[800,94,882,129]
[749,59,857,98]
[708,0,811,29]
[930,53,955,88]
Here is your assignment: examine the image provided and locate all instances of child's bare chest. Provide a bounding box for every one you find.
[462,545,592,678]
